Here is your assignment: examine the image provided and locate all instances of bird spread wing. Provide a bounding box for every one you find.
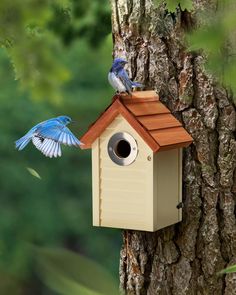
[35,121,82,147]
[30,120,82,157]
[16,117,82,158]
[32,136,62,158]
[57,126,82,146]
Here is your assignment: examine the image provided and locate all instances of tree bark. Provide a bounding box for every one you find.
[110,0,236,294]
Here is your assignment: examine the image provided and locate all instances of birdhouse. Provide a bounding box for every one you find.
[80,91,193,232]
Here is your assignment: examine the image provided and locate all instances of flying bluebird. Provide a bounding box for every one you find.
[15,116,83,158]
[108,58,143,94]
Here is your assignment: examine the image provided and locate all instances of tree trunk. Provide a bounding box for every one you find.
[110,0,236,294]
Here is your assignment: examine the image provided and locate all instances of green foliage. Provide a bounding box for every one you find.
[0,0,111,101]
[154,0,193,12]
[187,0,236,94]
[49,0,111,47]
[0,35,119,294]
[35,247,119,295]
[218,264,236,275]
[0,0,71,101]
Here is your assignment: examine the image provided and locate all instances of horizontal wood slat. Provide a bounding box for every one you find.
[120,90,159,103]
[150,127,193,147]
[137,114,182,131]
[126,101,170,116]
[100,158,149,170]
[101,210,145,220]
[101,178,146,191]
[101,167,147,179]
[158,141,193,151]
[100,219,147,229]
[117,100,160,152]
[101,189,145,199]
[101,200,145,211]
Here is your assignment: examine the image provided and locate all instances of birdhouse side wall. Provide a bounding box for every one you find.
[92,114,154,231]
[153,148,182,231]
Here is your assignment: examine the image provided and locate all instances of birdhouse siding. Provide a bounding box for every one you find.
[93,114,154,231]
[153,148,182,231]
[92,138,100,226]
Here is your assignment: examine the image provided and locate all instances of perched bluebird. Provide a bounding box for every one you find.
[15,116,83,158]
[108,58,143,94]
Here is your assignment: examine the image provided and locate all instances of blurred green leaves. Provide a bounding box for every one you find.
[49,0,111,47]
[187,0,236,94]
[0,34,120,294]
[0,1,115,294]
[0,0,111,101]
[0,0,71,101]
[35,247,119,295]
[9,33,70,102]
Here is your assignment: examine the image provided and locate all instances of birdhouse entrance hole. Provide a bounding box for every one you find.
[115,140,131,158]
[107,132,138,166]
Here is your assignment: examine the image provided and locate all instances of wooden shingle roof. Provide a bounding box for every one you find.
[80,91,193,152]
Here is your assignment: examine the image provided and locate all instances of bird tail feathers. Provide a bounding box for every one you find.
[15,135,31,150]
[132,81,144,88]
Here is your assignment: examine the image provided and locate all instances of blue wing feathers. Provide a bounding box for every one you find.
[15,117,82,157]
[115,69,143,94]
[117,69,132,93]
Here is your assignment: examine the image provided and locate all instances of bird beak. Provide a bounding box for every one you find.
[71,120,77,124]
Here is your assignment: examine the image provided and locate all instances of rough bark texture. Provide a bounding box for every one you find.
[110,0,236,294]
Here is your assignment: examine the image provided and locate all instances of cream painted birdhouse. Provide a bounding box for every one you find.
[80,91,193,232]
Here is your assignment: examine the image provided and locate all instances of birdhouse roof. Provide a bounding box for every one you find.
[80,91,193,152]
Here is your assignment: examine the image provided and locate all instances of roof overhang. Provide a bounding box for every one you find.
[80,91,193,153]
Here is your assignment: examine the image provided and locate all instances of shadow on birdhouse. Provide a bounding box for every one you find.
[80,91,193,232]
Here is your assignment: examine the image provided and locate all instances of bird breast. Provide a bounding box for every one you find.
[108,72,126,93]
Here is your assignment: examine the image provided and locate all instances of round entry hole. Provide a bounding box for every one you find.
[115,140,131,158]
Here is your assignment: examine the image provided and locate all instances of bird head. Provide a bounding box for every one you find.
[111,58,127,71]
[57,115,72,125]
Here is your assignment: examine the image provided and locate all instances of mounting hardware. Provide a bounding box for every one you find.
[177,202,184,209]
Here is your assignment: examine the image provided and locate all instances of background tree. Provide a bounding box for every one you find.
[111,1,236,294]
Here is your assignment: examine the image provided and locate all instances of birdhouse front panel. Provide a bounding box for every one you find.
[80,91,193,232]
[92,114,154,231]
